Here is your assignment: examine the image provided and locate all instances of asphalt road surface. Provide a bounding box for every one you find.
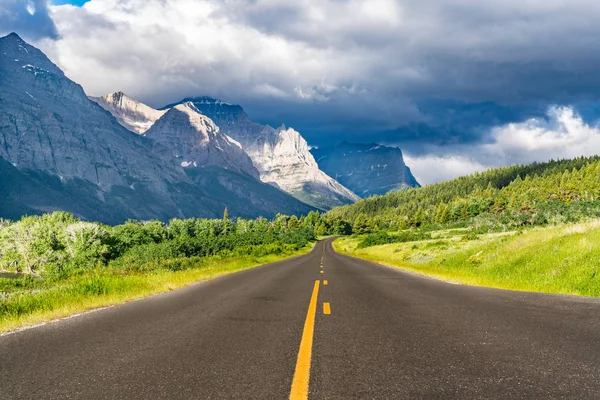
[2,238,600,399]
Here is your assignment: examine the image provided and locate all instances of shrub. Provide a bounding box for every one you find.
[357,230,432,248]
[461,232,479,241]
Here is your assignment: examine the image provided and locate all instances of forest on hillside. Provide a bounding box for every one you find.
[327,156,600,233]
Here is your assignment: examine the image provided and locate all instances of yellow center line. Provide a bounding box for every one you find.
[323,280,328,285]
[290,280,320,400]
[323,302,331,315]
[320,271,324,274]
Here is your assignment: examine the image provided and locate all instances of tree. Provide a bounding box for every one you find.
[411,207,425,227]
[304,211,322,228]
[460,203,468,221]
[435,203,450,224]
[288,215,299,230]
[490,197,506,214]
[315,223,327,236]
[353,214,369,234]
[223,208,232,234]
[332,219,352,235]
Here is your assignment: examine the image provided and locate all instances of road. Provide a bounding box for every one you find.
[2,238,600,399]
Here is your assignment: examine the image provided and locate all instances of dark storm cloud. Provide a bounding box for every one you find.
[0,0,59,40]
[203,0,600,149]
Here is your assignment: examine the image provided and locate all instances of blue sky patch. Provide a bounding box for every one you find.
[53,0,90,6]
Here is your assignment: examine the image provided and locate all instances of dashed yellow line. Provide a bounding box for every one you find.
[323,302,331,315]
[320,271,324,274]
[323,280,328,285]
[289,280,320,400]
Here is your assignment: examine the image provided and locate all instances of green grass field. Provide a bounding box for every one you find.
[0,247,311,333]
[334,221,600,297]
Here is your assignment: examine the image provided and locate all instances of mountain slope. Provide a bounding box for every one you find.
[0,157,146,223]
[90,91,166,134]
[144,102,312,216]
[0,33,186,216]
[162,97,360,210]
[0,33,313,222]
[311,142,420,197]
[145,102,258,178]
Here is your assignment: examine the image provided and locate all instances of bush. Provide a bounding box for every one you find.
[461,232,479,241]
[357,230,432,248]
[0,212,319,279]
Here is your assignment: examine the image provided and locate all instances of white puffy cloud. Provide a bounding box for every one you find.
[39,0,365,108]
[406,106,600,185]
[404,154,489,186]
[485,106,600,164]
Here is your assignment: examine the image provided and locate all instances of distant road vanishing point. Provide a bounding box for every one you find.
[2,238,600,399]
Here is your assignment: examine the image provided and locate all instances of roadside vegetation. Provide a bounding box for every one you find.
[0,209,334,332]
[329,156,600,297]
[335,222,600,296]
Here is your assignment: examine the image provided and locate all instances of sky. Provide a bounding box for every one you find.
[2,0,600,185]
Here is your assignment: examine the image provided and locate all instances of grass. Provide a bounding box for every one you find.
[334,221,600,297]
[0,247,312,333]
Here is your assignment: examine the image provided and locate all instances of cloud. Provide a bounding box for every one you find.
[485,106,600,163]
[404,154,489,186]
[33,0,600,143]
[5,0,600,185]
[405,106,600,185]
[0,0,59,40]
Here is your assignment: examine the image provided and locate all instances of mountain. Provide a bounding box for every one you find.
[162,97,360,210]
[90,91,166,134]
[145,102,258,178]
[0,33,177,195]
[311,142,420,197]
[0,33,313,222]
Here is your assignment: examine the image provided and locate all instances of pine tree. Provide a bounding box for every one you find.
[353,214,369,234]
[288,215,299,230]
[222,208,231,234]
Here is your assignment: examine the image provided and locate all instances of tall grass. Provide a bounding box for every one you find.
[0,249,310,333]
[335,221,600,297]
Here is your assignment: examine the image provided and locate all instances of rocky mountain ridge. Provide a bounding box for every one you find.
[311,141,420,197]
[145,102,259,178]
[165,97,360,210]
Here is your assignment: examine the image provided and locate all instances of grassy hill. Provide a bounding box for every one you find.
[335,221,600,297]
